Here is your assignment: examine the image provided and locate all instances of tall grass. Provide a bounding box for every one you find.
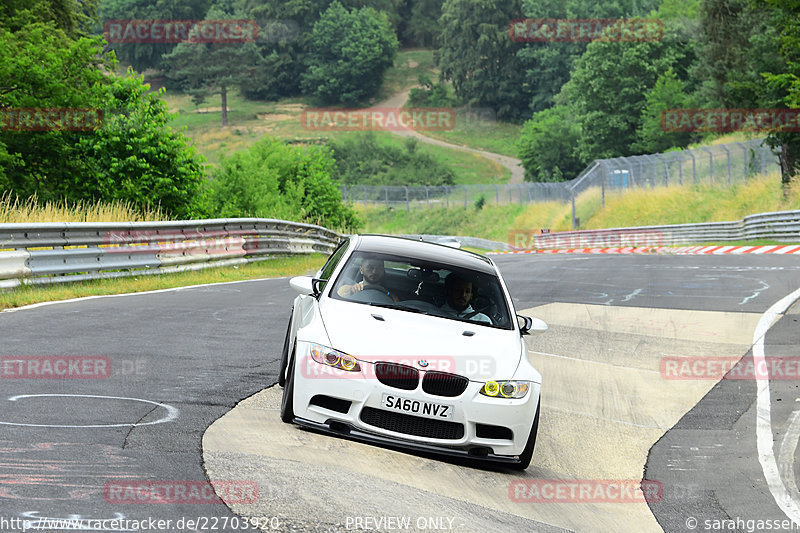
[359,173,800,242]
[0,192,168,223]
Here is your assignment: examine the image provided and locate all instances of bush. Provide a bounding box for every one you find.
[329,133,455,186]
[408,74,457,108]
[206,138,360,231]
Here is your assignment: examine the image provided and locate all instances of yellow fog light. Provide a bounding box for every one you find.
[483,381,500,397]
[340,354,358,371]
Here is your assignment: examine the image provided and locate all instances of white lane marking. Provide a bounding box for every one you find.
[740,279,770,305]
[20,512,137,531]
[547,405,665,430]
[778,409,800,503]
[622,288,643,302]
[0,277,288,314]
[0,394,179,428]
[531,350,662,375]
[754,287,800,524]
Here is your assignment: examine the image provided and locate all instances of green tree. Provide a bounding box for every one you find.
[207,137,360,230]
[560,38,674,160]
[517,105,583,182]
[162,4,260,126]
[0,5,205,217]
[517,0,660,113]
[235,0,404,100]
[438,0,530,121]
[1,0,99,37]
[401,0,442,47]
[75,74,206,219]
[633,67,695,153]
[301,2,398,105]
[97,0,211,71]
[755,0,800,189]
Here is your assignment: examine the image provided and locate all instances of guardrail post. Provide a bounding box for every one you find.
[494,184,499,204]
[405,186,409,212]
[384,186,389,208]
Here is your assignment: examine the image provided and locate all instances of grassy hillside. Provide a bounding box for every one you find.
[359,172,800,244]
[159,50,510,183]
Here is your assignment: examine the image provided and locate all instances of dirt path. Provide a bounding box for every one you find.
[373,90,525,185]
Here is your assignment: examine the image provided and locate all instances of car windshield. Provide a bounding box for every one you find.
[329,251,513,329]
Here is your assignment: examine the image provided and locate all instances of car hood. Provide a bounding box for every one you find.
[321,299,522,381]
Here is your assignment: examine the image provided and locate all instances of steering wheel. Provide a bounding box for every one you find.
[348,286,394,304]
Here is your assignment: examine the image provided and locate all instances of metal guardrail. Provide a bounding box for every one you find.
[0,218,341,289]
[509,209,800,249]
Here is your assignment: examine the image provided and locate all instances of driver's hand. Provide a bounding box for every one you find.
[350,281,365,294]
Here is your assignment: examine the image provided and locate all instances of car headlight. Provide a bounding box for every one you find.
[480,380,529,399]
[308,343,361,372]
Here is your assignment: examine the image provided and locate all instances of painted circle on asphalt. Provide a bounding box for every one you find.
[0,394,179,428]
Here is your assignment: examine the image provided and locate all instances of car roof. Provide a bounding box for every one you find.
[351,234,497,275]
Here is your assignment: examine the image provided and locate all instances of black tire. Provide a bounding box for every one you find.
[509,403,540,471]
[278,312,292,388]
[280,347,296,424]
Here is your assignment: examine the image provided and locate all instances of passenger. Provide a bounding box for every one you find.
[441,273,491,324]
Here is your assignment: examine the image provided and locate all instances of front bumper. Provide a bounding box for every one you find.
[291,357,541,459]
[293,417,522,465]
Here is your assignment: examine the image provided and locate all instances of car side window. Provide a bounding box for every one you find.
[317,239,349,291]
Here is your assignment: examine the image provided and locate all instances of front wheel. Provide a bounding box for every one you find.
[280,347,296,424]
[509,403,540,471]
[278,312,292,387]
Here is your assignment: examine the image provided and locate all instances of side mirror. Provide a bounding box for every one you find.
[518,315,547,335]
[289,276,322,297]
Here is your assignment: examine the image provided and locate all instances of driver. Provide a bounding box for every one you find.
[336,257,397,301]
[441,273,491,324]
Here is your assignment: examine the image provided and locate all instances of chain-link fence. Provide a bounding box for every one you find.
[341,138,780,218]
[341,182,571,209]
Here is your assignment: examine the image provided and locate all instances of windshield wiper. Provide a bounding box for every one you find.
[368,302,426,314]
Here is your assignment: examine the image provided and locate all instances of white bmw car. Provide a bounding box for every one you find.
[278,235,545,469]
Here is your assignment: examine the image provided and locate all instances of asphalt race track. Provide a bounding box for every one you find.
[1,254,799,532]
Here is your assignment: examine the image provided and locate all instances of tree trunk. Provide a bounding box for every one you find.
[221,85,228,127]
[780,141,797,199]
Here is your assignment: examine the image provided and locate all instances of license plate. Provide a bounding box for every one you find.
[381,394,453,420]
